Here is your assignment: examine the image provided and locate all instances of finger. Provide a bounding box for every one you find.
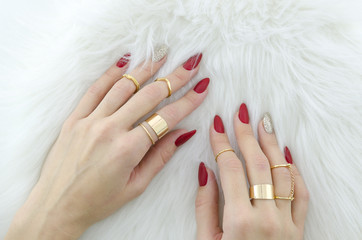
[130,77,209,155]
[288,149,309,230]
[92,53,168,118]
[128,129,196,190]
[258,116,292,212]
[114,54,203,127]
[195,163,223,240]
[210,115,250,206]
[70,53,131,119]
[234,103,274,208]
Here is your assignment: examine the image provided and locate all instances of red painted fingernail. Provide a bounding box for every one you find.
[238,103,249,124]
[183,53,203,70]
[198,162,208,187]
[214,115,225,133]
[175,130,196,147]
[193,78,210,94]
[284,146,293,164]
[116,53,131,68]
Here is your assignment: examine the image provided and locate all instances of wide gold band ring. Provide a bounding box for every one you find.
[215,148,235,162]
[145,113,169,139]
[155,78,172,97]
[249,184,275,200]
[271,163,295,201]
[123,74,140,93]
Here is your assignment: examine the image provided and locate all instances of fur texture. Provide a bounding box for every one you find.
[1,0,362,239]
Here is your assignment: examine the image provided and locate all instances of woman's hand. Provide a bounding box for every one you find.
[195,105,309,240]
[6,51,208,240]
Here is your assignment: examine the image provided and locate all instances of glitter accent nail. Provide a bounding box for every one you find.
[152,44,168,62]
[263,113,274,134]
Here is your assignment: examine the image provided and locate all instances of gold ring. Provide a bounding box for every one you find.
[123,74,140,93]
[249,184,275,200]
[139,123,155,145]
[145,113,169,139]
[271,163,295,201]
[155,78,172,97]
[215,148,235,162]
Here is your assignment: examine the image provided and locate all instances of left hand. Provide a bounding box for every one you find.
[6,52,207,240]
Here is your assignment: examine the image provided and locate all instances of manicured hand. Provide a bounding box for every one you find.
[6,51,208,240]
[195,105,309,240]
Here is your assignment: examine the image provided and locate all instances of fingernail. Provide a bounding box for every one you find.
[284,146,293,164]
[183,53,203,70]
[175,130,196,147]
[152,44,168,62]
[116,53,131,68]
[214,115,225,133]
[238,103,249,124]
[263,113,274,134]
[198,162,208,187]
[193,78,210,93]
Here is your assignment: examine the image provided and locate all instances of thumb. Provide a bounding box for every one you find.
[195,162,223,240]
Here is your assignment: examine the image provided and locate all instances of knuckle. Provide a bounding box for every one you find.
[184,92,200,106]
[233,213,253,231]
[259,212,282,236]
[61,118,76,133]
[252,154,270,171]
[142,84,163,102]
[221,157,243,171]
[158,147,173,167]
[105,67,120,79]
[87,83,104,99]
[172,69,187,83]
[114,80,134,96]
[141,62,155,75]
[161,106,179,123]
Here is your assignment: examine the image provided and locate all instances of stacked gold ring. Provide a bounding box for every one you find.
[271,163,295,201]
[123,74,140,93]
[215,148,235,162]
[140,113,169,145]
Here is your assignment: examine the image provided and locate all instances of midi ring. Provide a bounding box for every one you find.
[215,148,235,162]
[271,163,295,201]
[123,74,140,93]
[145,113,169,140]
[249,184,275,200]
[155,78,172,97]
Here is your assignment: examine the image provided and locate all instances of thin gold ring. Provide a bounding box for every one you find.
[215,148,235,162]
[123,74,140,93]
[155,78,172,97]
[271,163,295,201]
[139,123,155,145]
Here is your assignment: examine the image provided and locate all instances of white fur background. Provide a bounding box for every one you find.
[1,0,362,239]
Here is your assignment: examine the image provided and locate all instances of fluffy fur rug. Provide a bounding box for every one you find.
[1,0,361,239]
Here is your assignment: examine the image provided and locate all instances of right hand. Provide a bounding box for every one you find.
[195,107,309,240]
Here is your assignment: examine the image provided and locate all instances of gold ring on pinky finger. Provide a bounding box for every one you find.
[123,74,140,93]
[215,148,235,162]
[271,163,295,201]
[249,184,275,200]
[155,78,172,97]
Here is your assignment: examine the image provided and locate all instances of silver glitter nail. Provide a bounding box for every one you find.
[263,113,274,134]
[152,44,168,62]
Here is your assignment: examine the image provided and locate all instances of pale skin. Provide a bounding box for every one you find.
[5,53,309,240]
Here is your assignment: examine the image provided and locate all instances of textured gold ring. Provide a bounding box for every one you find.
[155,78,172,97]
[249,184,275,200]
[139,123,155,145]
[145,113,169,139]
[123,74,140,93]
[271,163,295,201]
[215,148,235,162]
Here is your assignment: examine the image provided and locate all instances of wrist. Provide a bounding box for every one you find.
[5,203,87,240]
